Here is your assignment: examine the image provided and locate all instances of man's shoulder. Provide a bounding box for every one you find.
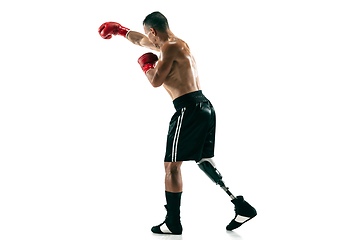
[162,38,185,52]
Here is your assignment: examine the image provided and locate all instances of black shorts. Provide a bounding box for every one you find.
[164,90,216,163]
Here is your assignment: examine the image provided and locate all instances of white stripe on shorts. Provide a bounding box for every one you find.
[172,107,186,162]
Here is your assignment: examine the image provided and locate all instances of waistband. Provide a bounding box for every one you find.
[173,90,208,111]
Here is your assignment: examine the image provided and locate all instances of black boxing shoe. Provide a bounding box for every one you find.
[226,196,257,231]
[151,205,183,235]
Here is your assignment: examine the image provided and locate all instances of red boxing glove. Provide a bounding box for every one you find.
[138,53,159,74]
[98,22,130,39]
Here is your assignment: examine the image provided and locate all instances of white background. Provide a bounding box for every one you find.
[1,0,359,240]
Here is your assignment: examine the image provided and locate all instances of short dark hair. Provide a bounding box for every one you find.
[143,11,169,32]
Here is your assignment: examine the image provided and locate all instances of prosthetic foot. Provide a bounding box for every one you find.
[197,158,257,230]
[151,192,183,235]
[226,195,257,231]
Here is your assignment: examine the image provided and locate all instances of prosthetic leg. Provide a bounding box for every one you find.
[197,158,236,199]
[197,158,257,231]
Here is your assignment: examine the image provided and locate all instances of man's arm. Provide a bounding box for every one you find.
[98,22,159,51]
[145,43,178,88]
[127,31,160,52]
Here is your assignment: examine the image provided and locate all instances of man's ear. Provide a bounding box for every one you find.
[150,28,157,36]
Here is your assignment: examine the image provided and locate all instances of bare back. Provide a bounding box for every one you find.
[160,38,201,100]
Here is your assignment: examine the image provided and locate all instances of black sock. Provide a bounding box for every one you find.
[165,191,182,212]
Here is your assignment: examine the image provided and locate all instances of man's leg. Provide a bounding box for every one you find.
[164,162,183,192]
[151,162,183,235]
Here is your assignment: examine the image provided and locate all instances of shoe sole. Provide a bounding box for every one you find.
[226,214,256,231]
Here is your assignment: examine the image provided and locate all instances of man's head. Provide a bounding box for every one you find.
[143,11,169,33]
[143,11,169,47]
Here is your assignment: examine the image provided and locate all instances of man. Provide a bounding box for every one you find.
[98,11,257,235]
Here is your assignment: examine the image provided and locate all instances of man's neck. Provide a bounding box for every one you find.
[158,30,175,47]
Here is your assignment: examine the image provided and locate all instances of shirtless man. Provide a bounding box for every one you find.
[98,11,257,235]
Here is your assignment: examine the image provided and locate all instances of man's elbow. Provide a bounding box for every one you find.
[151,81,163,88]
[150,76,164,88]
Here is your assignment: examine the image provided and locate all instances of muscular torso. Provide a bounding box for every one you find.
[160,38,201,100]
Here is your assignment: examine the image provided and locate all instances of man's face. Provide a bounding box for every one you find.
[144,26,159,48]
